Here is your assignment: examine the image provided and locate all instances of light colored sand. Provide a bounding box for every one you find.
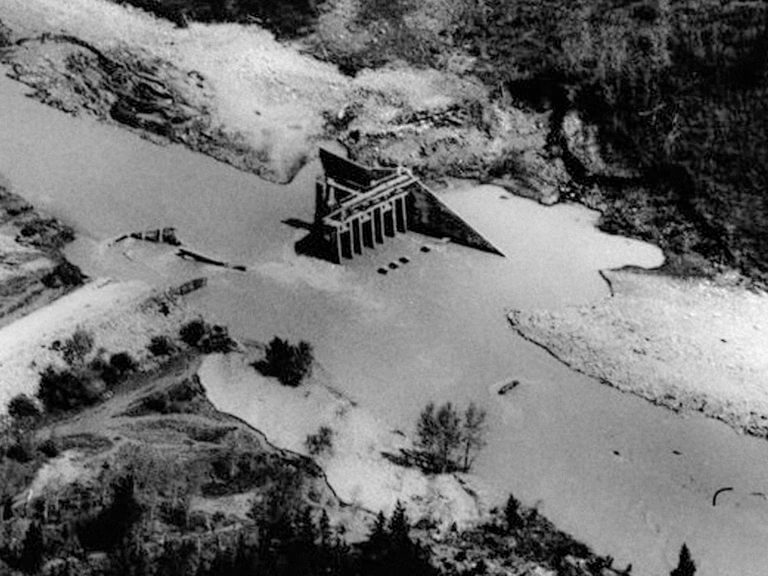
[198,351,490,528]
[1,0,489,182]
[0,278,191,410]
[510,270,768,436]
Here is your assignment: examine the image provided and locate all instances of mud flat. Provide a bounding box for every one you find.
[509,270,768,437]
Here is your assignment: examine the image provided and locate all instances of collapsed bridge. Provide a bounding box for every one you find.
[313,149,502,263]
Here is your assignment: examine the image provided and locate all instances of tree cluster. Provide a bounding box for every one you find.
[253,337,314,387]
[415,401,487,473]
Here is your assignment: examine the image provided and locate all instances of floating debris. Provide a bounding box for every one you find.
[177,248,245,271]
[712,487,734,506]
[497,380,521,395]
[114,226,180,246]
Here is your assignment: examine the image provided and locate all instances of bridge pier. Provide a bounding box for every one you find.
[374,207,384,244]
[395,196,407,233]
[352,218,363,254]
[384,204,396,237]
[362,216,375,249]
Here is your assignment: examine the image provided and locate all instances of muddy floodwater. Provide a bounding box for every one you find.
[3,72,768,576]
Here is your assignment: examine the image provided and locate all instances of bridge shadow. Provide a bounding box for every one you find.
[283,219,333,261]
[282,218,314,231]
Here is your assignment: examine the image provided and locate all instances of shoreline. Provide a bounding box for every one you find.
[509,269,768,442]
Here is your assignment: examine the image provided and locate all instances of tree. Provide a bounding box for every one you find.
[18,521,44,574]
[671,544,696,576]
[504,493,522,530]
[416,402,462,473]
[254,337,314,387]
[37,365,100,413]
[368,511,388,547]
[414,401,488,473]
[460,402,487,472]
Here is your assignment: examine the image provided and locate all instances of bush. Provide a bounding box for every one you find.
[147,335,176,357]
[180,319,206,347]
[253,337,314,387]
[89,351,139,386]
[305,426,334,456]
[37,365,101,414]
[110,351,139,375]
[6,438,35,463]
[180,319,235,353]
[61,328,94,367]
[7,394,42,424]
[37,437,60,458]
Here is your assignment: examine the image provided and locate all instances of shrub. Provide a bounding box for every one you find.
[37,365,101,414]
[6,438,35,463]
[179,319,206,347]
[199,324,235,354]
[253,337,314,387]
[7,394,42,424]
[305,426,334,456]
[110,351,139,375]
[37,437,60,458]
[61,328,94,367]
[41,261,86,288]
[147,335,176,357]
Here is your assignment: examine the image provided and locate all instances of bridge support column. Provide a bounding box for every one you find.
[351,218,363,255]
[340,229,353,259]
[373,207,384,244]
[395,196,407,233]
[384,204,395,237]
[362,216,375,249]
[332,229,343,264]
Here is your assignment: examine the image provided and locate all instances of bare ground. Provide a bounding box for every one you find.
[509,270,768,438]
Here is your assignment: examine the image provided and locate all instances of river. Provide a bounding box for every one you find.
[3,71,768,575]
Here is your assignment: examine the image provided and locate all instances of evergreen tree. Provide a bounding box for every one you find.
[19,521,44,574]
[504,493,521,531]
[388,500,410,544]
[368,511,388,547]
[671,544,696,576]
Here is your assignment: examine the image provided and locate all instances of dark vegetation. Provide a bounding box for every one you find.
[253,337,314,387]
[671,543,696,576]
[305,425,334,456]
[399,401,486,474]
[178,318,236,354]
[111,0,320,36]
[322,0,768,283]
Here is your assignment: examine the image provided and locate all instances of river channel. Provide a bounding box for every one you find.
[3,71,768,575]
